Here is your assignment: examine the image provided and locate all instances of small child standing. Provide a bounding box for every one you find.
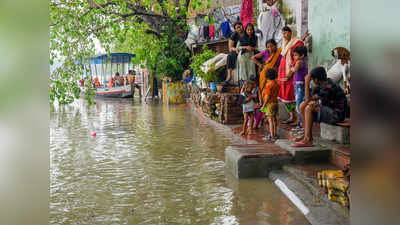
[288,45,308,128]
[240,80,256,136]
[261,68,280,140]
[248,76,264,129]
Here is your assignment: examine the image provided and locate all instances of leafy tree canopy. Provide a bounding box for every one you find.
[50,0,212,104]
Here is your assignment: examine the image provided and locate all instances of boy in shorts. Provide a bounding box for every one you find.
[291,67,347,147]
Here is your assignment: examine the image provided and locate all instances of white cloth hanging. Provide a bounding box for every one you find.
[256,5,285,50]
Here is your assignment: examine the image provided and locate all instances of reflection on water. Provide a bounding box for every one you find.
[50,98,309,225]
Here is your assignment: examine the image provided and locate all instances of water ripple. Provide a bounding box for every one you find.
[50,99,309,225]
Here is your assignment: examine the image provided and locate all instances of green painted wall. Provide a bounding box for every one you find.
[308,0,350,69]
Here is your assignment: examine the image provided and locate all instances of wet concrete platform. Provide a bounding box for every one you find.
[269,169,349,225]
[225,144,292,178]
[275,139,331,163]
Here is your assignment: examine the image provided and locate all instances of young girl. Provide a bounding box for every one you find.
[261,68,280,140]
[248,76,263,129]
[240,80,256,136]
[288,45,308,128]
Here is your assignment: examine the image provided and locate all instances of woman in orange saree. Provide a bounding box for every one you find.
[253,39,282,104]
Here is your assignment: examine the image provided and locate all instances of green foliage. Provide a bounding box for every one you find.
[277,0,295,25]
[189,45,218,83]
[50,0,208,104]
[154,22,190,80]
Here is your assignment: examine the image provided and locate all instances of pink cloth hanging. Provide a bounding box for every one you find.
[240,0,254,28]
[209,25,215,39]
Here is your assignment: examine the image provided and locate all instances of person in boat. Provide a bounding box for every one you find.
[94,77,101,88]
[114,72,124,87]
[108,76,115,88]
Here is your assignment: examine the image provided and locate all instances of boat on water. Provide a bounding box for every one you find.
[95,84,134,98]
[77,53,142,98]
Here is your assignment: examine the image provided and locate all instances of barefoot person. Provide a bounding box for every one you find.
[261,68,280,140]
[225,22,245,83]
[288,45,308,127]
[239,80,256,136]
[278,26,304,124]
[291,67,347,147]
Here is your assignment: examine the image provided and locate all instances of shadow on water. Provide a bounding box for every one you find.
[50,98,310,225]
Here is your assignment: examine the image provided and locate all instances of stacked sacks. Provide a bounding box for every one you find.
[318,170,350,207]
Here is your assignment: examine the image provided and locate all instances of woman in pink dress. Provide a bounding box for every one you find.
[278,25,304,124]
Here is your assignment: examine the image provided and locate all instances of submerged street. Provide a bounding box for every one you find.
[50,98,309,224]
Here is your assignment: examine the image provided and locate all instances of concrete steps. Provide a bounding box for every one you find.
[269,168,349,225]
[282,164,350,220]
[275,139,331,164]
[225,144,292,179]
[318,138,351,170]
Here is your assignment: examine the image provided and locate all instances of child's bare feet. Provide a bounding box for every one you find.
[248,129,254,135]
[239,131,246,136]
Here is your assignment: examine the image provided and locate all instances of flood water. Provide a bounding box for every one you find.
[50,98,310,225]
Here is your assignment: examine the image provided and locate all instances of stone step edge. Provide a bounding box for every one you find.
[269,170,349,225]
[282,165,350,220]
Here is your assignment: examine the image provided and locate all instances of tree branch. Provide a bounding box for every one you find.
[145,29,162,38]
[156,0,168,16]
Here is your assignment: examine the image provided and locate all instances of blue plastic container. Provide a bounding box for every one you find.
[210,82,217,91]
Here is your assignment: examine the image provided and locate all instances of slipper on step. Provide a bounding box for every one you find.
[291,142,313,147]
[291,136,304,142]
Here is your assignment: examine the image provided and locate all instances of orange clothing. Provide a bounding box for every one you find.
[117,76,124,85]
[263,80,280,103]
[108,78,114,88]
[94,77,101,87]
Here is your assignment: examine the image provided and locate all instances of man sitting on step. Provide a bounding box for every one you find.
[291,66,347,147]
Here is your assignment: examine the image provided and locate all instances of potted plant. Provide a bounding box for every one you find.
[189,45,218,90]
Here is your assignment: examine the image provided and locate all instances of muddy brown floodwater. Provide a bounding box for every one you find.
[50,98,310,225]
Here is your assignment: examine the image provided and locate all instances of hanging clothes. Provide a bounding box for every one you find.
[257,5,285,50]
[203,26,209,40]
[199,25,204,41]
[221,21,232,38]
[240,0,254,28]
[209,25,215,39]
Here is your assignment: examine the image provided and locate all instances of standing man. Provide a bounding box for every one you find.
[225,22,245,83]
[130,70,141,98]
[126,70,134,84]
